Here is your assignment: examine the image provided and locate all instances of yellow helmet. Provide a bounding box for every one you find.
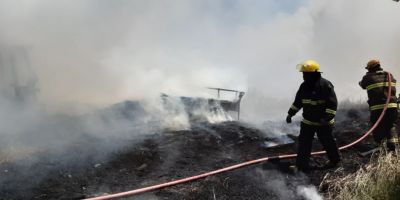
[296,60,321,72]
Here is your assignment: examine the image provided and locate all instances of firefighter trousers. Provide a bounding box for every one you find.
[296,122,341,170]
[370,108,398,151]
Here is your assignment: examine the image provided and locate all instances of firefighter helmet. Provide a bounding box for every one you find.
[365,59,380,70]
[296,60,321,72]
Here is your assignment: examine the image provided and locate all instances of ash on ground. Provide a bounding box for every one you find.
[0,108,376,200]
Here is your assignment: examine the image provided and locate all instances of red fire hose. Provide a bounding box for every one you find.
[85,73,393,200]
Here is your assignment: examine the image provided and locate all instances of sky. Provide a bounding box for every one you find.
[0,0,399,120]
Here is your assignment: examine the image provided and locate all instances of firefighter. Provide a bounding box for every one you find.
[398,94,400,137]
[286,60,341,172]
[398,94,400,105]
[398,94,400,135]
[359,59,398,151]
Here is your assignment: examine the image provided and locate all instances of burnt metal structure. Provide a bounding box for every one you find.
[161,88,245,121]
[207,87,245,120]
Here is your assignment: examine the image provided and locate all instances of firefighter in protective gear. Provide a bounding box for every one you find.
[359,59,398,151]
[398,94,400,106]
[287,60,341,172]
[398,94,400,135]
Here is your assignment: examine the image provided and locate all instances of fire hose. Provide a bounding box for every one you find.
[85,73,393,200]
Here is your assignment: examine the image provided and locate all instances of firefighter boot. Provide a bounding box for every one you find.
[387,137,398,152]
[387,127,399,151]
[322,160,340,169]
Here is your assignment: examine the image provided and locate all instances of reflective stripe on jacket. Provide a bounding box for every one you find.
[359,70,397,108]
[302,118,335,126]
[370,103,398,111]
[288,77,337,126]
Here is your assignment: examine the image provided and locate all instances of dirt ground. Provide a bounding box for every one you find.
[0,108,378,200]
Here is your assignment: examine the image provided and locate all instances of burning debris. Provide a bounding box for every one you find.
[261,135,295,149]
[161,87,245,123]
[0,106,382,200]
[0,1,399,200]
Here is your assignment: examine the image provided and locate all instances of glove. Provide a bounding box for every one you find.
[286,115,292,123]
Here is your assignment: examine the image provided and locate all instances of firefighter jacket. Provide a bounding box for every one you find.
[288,77,338,126]
[398,94,400,110]
[359,70,397,111]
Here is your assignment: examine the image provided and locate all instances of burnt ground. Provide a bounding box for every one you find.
[0,108,378,200]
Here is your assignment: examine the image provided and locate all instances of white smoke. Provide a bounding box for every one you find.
[297,185,323,200]
[4,1,399,198]
[250,168,324,199]
[0,0,399,195]
[0,0,398,165]
[1,0,399,120]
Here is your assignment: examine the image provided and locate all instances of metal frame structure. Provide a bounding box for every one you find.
[207,87,245,120]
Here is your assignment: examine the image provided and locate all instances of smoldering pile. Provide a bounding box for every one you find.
[0,97,376,200]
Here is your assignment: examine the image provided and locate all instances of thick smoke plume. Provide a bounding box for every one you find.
[0,0,399,118]
[0,0,399,197]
